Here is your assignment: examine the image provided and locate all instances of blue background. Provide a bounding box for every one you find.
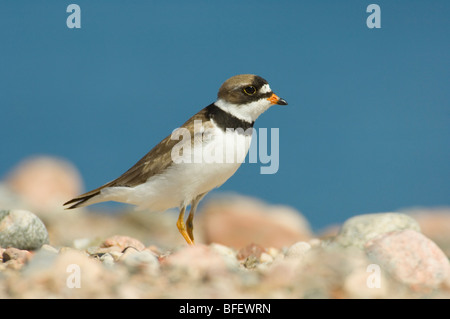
[1,1,449,231]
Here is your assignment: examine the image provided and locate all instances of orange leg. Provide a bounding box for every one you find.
[186,193,207,245]
[186,206,197,245]
[176,205,194,245]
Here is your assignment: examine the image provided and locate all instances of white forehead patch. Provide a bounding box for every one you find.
[259,84,272,94]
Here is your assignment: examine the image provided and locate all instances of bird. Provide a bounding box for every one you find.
[64,74,287,245]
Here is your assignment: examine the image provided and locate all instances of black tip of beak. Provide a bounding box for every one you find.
[277,98,288,106]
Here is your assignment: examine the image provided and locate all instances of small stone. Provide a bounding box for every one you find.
[73,238,93,250]
[101,235,146,252]
[108,250,124,261]
[0,209,49,250]
[162,244,230,280]
[210,243,236,257]
[334,212,421,249]
[285,241,311,259]
[262,257,303,289]
[2,247,32,263]
[22,247,59,276]
[365,229,450,290]
[243,255,259,269]
[2,247,33,270]
[119,248,159,275]
[40,244,59,254]
[209,243,239,268]
[266,247,281,259]
[237,243,266,261]
[100,253,115,267]
[260,252,273,264]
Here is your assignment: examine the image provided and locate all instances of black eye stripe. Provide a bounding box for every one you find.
[260,91,273,98]
[238,86,273,101]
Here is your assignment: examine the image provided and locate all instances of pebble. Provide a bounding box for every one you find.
[200,194,312,248]
[365,229,450,290]
[334,212,421,249]
[237,243,266,261]
[0,200,448,298]
[73,238,93,250]
[209,243,239,268]
[119,248,160,275]
[40,244,59,254]
[101,235,146,252]
[162,244,230,280]
[259,252,274,264]
[100,253,115,268]
[285,241,311,259]
[0,209,49,250]
[21,246,59,277]
[108,250,124,261]
[2,247,32,263]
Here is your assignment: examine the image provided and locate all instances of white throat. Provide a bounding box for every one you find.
[215,98,273,123]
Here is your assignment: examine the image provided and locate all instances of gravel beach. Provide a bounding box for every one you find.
[0,156,449,299]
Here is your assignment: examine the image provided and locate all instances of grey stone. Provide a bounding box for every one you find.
[22,247,58,276]
[334,212,421,249]
[119,249,160,274]
[0,209,49,250]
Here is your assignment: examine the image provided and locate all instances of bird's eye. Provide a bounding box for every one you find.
[243,86,256,95]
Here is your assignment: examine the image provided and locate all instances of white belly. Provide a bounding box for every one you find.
[101,127,252,211]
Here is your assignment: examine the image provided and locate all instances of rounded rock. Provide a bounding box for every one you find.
[200,194,312,249]
[334,212,421,249]
[0,209,49,250]
[119,248,160,274]
[5,156,83,211]
[365,229,450,289]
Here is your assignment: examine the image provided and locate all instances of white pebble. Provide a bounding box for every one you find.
[260,252,274,264]
[285,242,311,258]
[100,253,115,267]
[73,238,92,250]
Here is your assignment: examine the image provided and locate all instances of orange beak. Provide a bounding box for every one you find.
[267,93,288,105]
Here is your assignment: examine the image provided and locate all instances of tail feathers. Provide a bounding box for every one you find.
[64,191,101,209]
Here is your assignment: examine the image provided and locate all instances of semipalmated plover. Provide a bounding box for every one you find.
[64,74,287,245]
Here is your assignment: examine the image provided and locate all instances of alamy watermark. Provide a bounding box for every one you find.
[67,4,381,30]
[170,120,280,175]
[366,4,381,29]
[366,264,381,288]
[66,4,81,29]
[66,264,81,288]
